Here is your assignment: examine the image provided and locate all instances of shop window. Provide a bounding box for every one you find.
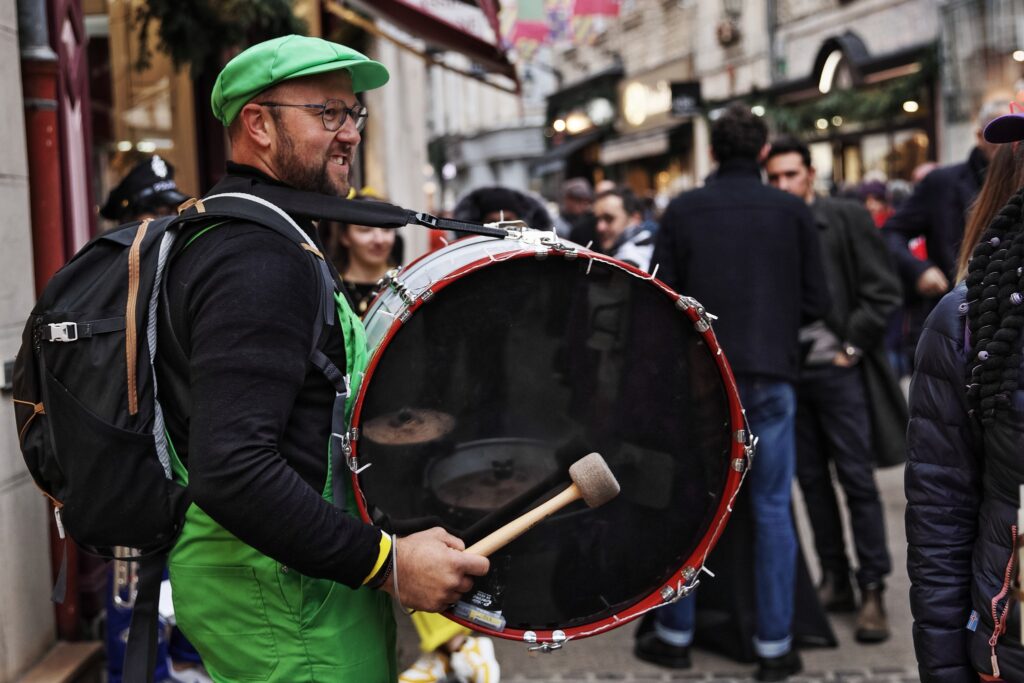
[89,1,198,226]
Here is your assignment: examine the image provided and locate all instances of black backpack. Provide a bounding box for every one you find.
[14,194,352,555]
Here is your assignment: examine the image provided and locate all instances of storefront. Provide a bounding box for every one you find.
[759,32,937,191]
[599,57,699,204]
[535,64,623,197]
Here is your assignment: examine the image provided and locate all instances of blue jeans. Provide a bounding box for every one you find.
[656,378,798,658]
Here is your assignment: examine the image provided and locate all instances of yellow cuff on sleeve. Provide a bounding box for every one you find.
[362,530,393,585]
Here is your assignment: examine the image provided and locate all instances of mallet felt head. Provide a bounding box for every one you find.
[568,452,620,508]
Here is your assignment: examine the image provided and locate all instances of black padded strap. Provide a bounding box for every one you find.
[252,185,415,228]
[122,552,167,683]
[311,348,347,395]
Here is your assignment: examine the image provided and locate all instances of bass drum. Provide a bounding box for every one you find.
[349,233,749,645]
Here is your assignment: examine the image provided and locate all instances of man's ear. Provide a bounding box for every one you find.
[237,102,274,149]
[756,142,771,163]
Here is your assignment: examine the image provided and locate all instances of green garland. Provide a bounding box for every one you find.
[767,74,930,135]
[712,48,938,135]
[134,0,305,74]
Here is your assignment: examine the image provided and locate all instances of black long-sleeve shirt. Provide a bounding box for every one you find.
[155,164,381,587]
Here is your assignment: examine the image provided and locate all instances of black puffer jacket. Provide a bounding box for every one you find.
[906,284,1024,682]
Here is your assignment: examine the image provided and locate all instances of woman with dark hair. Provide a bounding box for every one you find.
[319,189,404,316]
[906,122,1024,682]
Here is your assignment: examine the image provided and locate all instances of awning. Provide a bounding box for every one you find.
[337,0,516,80]
[599,127,672,166]
[533,128,606,176]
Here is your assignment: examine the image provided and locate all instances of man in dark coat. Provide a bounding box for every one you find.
[881,102,1003,331]
[635,104,830,682]
[765,138,905,645]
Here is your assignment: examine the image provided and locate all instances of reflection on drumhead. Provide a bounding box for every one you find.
[354,242,735,637]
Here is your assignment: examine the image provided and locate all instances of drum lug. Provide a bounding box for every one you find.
[675,295,718,332]
[342,429,367,474]
[732,429,752,472]
[527,630,566,653]
[380,268,415,306]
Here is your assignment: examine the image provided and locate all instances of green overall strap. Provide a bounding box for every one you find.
[325,291,367,506]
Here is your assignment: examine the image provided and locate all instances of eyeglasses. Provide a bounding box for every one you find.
[258,99,368,132]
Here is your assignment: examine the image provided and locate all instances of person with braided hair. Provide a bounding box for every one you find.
[906,116,1024,682]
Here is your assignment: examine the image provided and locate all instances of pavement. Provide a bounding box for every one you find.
[396,466,920,682]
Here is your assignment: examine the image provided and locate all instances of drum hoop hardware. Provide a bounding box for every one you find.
[675,295,719,332]
[733,429,753,473]
[380,268,415,307]
[527,629,567,653]
[336,429,369,474]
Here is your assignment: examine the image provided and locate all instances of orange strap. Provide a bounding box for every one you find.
[126,219,152,415]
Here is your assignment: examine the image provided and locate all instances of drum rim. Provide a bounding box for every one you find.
[349,243,749,644]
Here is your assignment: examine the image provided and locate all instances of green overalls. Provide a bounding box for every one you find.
[168,292,396,682]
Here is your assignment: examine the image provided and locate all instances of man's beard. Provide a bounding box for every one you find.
[272,125,350,197]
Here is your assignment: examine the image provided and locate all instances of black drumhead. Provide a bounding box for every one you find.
[356,255,732,632]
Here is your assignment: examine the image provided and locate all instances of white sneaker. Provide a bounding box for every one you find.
[450,637,500,683]
[167,660,214,683]
[399,651,451,683]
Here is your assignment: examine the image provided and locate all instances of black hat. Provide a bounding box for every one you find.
[984,111,1024,144]
[453,186,554,230]
[100,155,189,221]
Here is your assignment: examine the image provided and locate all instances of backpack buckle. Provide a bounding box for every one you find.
[47,322,78,343]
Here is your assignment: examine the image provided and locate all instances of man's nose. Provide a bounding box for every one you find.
[335,117,361,144]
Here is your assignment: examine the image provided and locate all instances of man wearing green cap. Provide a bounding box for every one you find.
[156,35,489,682]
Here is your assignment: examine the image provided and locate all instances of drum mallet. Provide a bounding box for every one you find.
[465,452,620,557]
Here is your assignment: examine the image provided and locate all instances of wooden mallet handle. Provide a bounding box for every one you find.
[465,484,582,557]
[464,452,619,557]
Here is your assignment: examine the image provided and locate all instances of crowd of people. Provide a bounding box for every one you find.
[85,30,1024,683]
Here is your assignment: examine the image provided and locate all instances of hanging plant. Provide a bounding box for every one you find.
[134,0,305,74]
[707,48,938,136]
[767,73,930,135]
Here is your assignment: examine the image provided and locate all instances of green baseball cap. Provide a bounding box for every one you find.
[211,34,390,126]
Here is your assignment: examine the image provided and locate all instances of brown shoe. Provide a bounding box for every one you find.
[855,585,890,643]
[817,570,855,612]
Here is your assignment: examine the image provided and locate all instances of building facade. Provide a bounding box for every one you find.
[3,3,58,681]
[542,0,974,200]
